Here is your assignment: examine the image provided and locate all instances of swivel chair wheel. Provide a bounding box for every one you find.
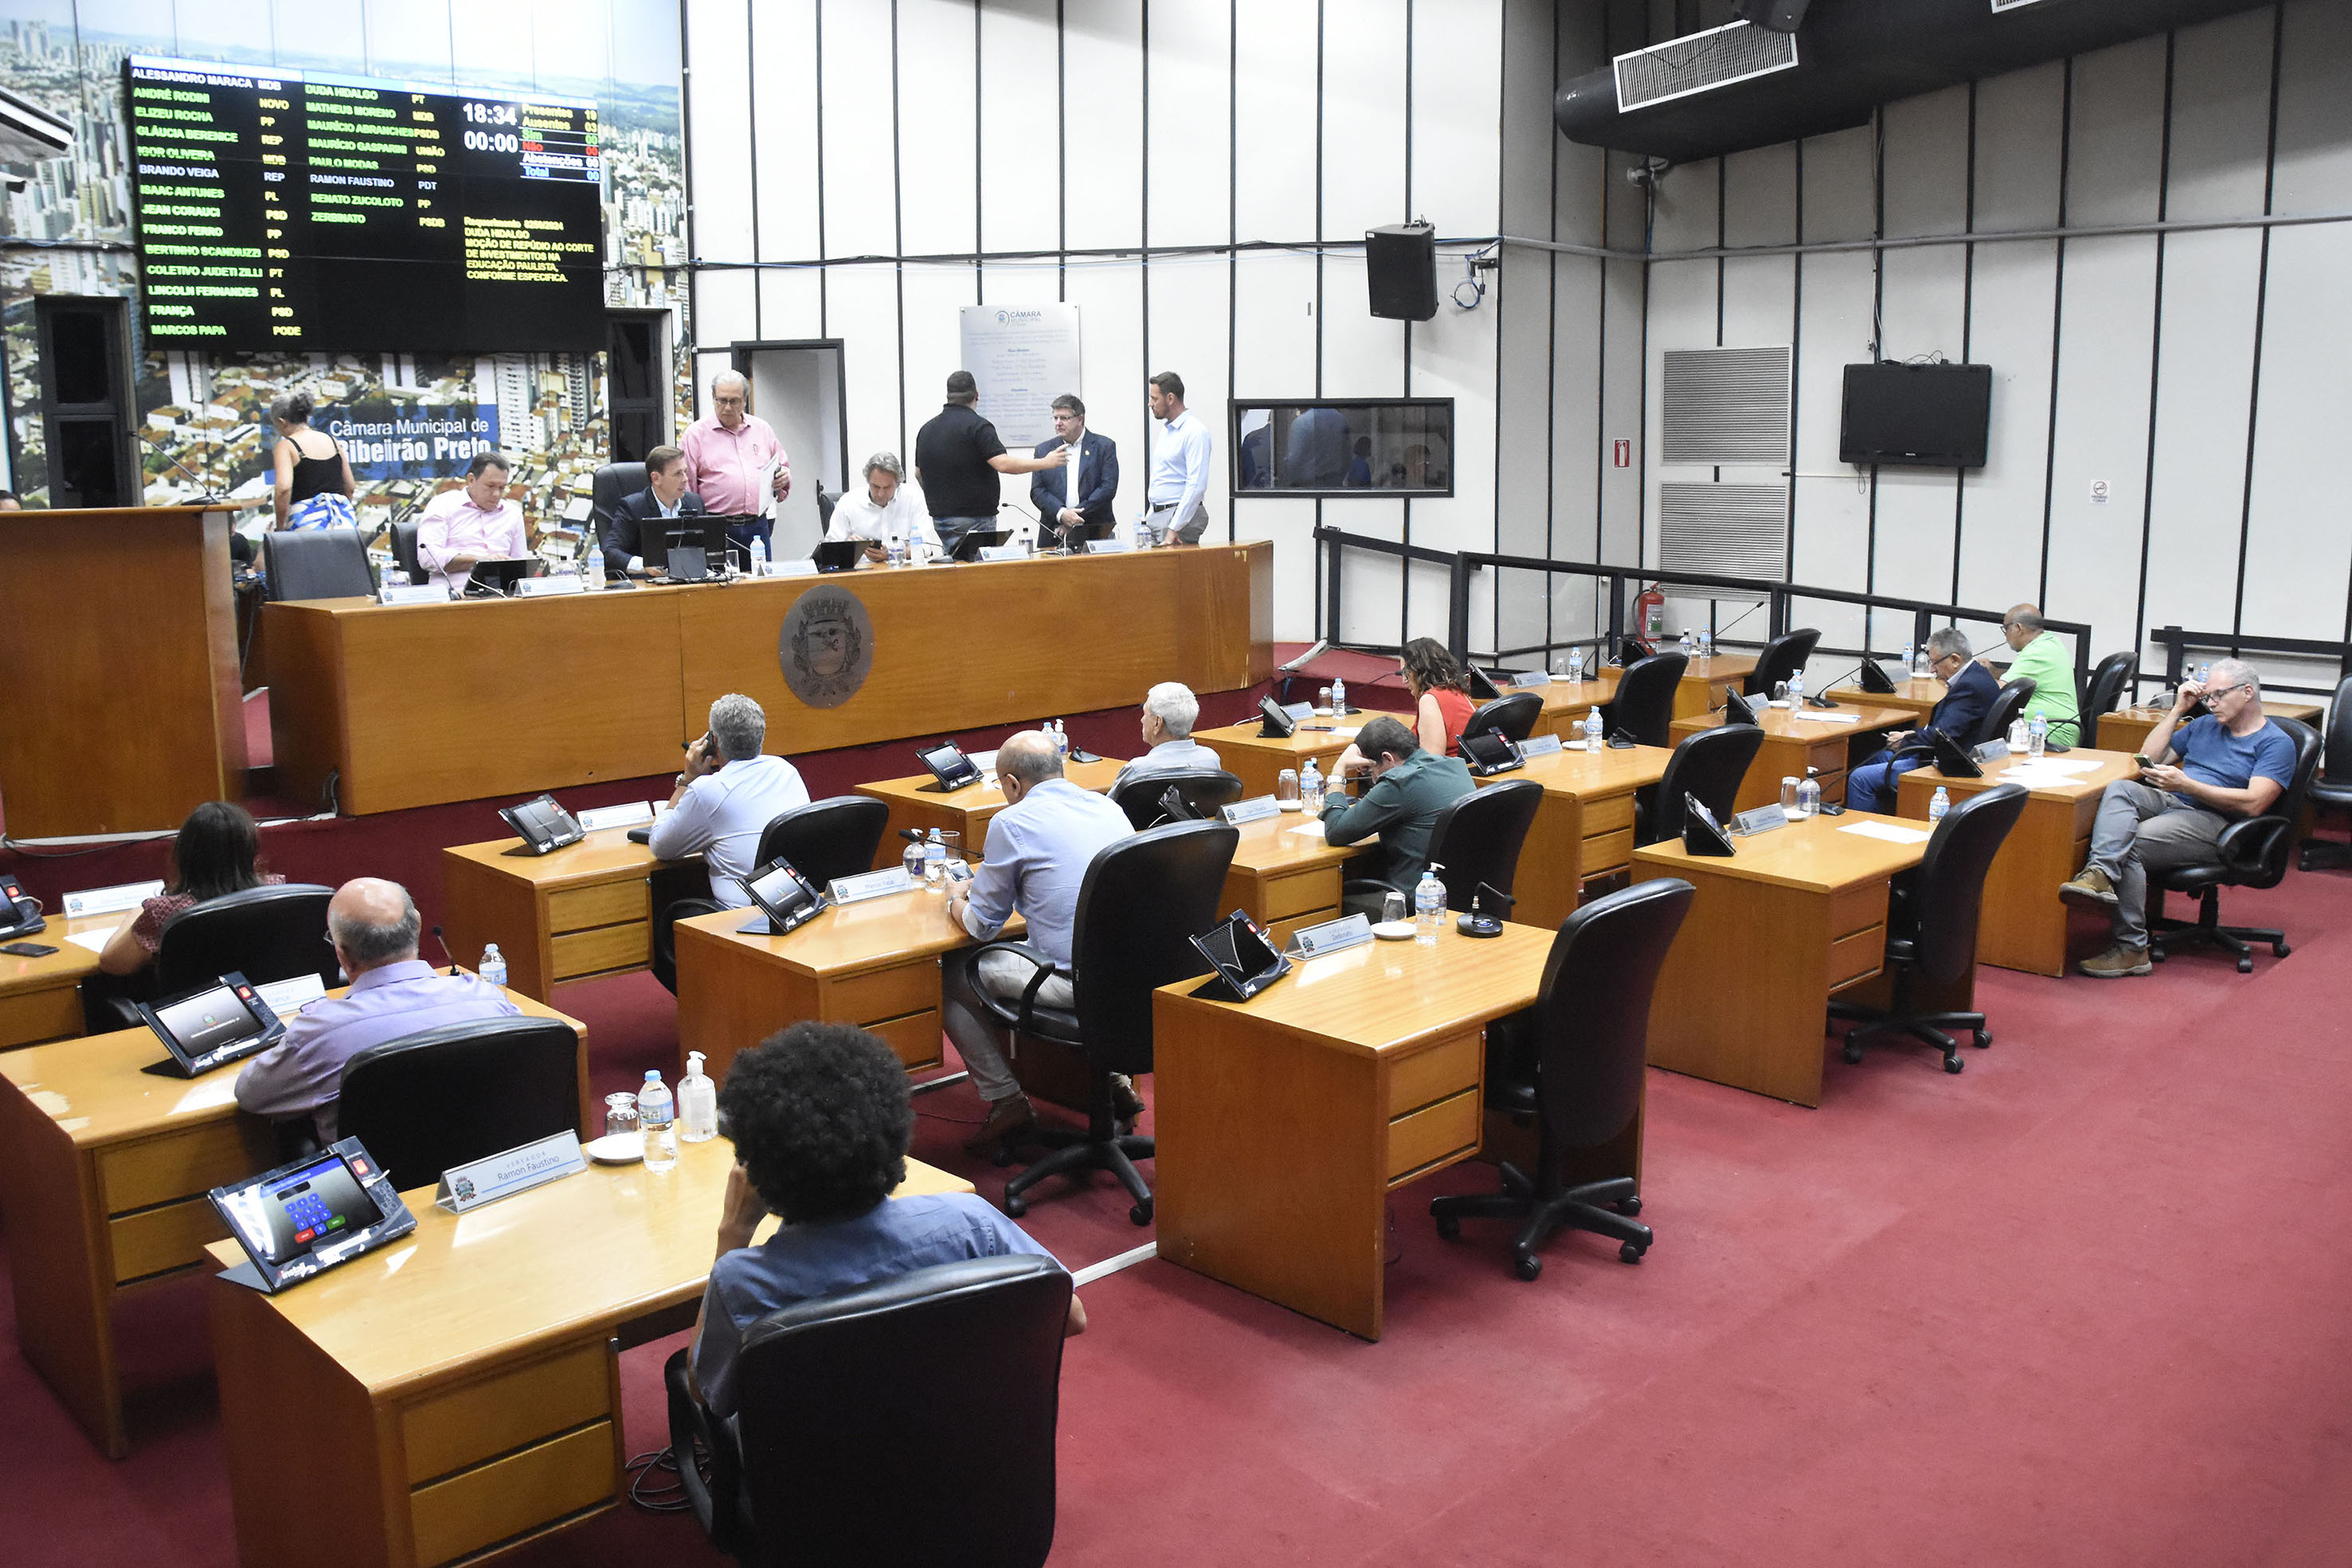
[2237,955,2254,974]
[1972,1029,1992,1049]
[1513,1251,1543,1282]
[1434,1212,1462,1241]
[989,1145,1015,1168]
[1617,1194,1642,1217]
[2273,940,2291,958]
[1129,1198,1153,1226]
[1618,1242,1646,1265]
[1003,1194,1028,1218]
[1944,1055,1965,1074]
[1842,1042,1864,1065]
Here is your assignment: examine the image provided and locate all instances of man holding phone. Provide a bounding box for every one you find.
[2060,657,2296,976]
[646,694,811,991]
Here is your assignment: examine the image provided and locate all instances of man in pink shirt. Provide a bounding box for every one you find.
[416,452,528,593]
[679,370,789,556]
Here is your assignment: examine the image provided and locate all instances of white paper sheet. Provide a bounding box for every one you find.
[2005,757,2100,776]
[1792,711,1862,725]
[66,926,122,954]
[1839,820,1933,845]
[1285,820,1329,840]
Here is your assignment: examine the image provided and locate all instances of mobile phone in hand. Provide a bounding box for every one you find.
[2133,753,2154,768]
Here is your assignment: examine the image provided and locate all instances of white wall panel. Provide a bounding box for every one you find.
[1870,244,1969,603]
[757,271,826,342]
[1723,143,1794,248]
[1499,0,1556,239]
[898,264,978,461]
[694,268,757,349]
[1063,0,1144,252]
[2240,224,2352,639]
[1970,63,2064,233]
[896,0,979,257]
[2040,237,2158,656]
[2141,230,2261,644]
[1231,0,1319,241]
[1144,254,1231,533]
[1407,296,1500,561]
[1798,126,1875,244]
[1719,255,1792,358]
[1061,264,1146,485]
[978,0,1062,255]
[1649,158,1716,252]
[820,0,898,259]
[2066,36,2167,228]
[1144,0,1231,250]
[686,0,755,262]
[1319,255,1407,398]
[1229,251,1317,396]
[752,0,821,266]
[825,264,904,463]
[2271,0,2352,217]
[1548,255,1605,566]
[1242,496,1321,647]
[1788,251,1874,594]
[1951,242,2057,612]
[1598,255,1645,565]
[1319,0,1407,244]
[1411,0,1503,237]
[1880,85,1970,240]
[2165,9,2277,222]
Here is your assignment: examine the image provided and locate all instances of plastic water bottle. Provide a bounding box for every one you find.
[2197,662,2211,688]
[923,828,947,891]
[2028,713,2048,758]
[1915,643,1931,678]
[1414,863,1447,946]
[1565,645,1584,684]
[902,834,926,883]
[1928,786,1951,827]
[1299,757,1325,818]
[578,549,601,591]
[1787,669,1806,707]
[1332,676,1348,714]
[1797,772,1822,818]
[2008,715,2030,753]
[1680,628,1695,657]
[1053,720,1070,762]
[749,534,769,577]
[1583,708,1604,752]
[678,1052,718,1143]
[478,944,507,989]
[639,1070,677,1171]
[1700,628,1714,659]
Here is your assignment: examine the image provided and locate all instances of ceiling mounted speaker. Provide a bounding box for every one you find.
[1732,0,1811,31]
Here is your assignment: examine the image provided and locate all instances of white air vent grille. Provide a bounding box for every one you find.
[1990,0,2056,13]
[1661,346,1791,467]
[1659,483,1787,592]
[1614,22,1799,112]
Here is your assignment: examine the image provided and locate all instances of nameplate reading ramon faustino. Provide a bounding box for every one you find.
[778,584,875,709]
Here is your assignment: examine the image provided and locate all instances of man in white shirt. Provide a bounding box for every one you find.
[1109,682,1223,793]
[824,451,941,563]
[1143,371,1213,547]
[647,692,812,991]
[416,452,528,592]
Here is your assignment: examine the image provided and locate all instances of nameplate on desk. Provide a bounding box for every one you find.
[977,543,1030,563]
[256,972,327,1020]
[577,800,656,832]
[1512,671,1552,687]
[1084,538,1131,553]
[378,583,450,606]
[1222,796,1282,826]
[829,867,916,904]
[434,1131,586,1214]
[1285,913,1374,961]
[62,879,165,918]
[771,557,818,577]
[1282,702,1314,721]
[1732,804,1790,836]
[515,575,584,596]
[1973,739,2011,763]
[1519,733,1564,757]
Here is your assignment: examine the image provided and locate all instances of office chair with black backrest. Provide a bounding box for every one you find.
[1596,650,1688,749]
[262,528,377,600]
[1828,783,2027,1073]
[335,1016,584,1190]
[390,517,423,587]
[2150,716,2322,971]
[964,820,1238,1224]
[1430,878,1694,1281]
[1972,678,2037,747]
[1743,628,1822,697]
[663,1254,1069,1568]
[753,796,891,887]
[1106,769,1244,830]
[1462,690,1543,745]
[2299,679,2352,870]
[591,461,648,534]
[2083,651,2139,725]
[1422,780,1541,913]
[1638,723,1766,845]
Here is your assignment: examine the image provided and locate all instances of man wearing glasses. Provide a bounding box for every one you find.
[679,370,789,560]
[1978,603,2081,746]
[2060,657,2296,977]
[1845,627,1998,813]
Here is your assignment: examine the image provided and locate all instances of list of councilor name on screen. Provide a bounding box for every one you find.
[125,54,601,347]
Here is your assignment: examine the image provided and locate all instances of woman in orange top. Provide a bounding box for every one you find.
[1332,638,1479,781]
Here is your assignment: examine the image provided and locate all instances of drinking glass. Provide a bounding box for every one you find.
[1318,685,1334,714]
[1779,776,1800,813]
[1380,890,1408,926]
[1772,681,1790,706]
[1276,768,1300,806]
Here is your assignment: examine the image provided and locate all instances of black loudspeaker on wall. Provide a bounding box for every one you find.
[1365,223,1438,322]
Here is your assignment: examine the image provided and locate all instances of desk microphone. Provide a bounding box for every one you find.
[137,425,229,503]
[430,924,460,976]
[1457,882,1515,938]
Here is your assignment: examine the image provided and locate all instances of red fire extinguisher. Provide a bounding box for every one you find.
[1635,583,1667,642]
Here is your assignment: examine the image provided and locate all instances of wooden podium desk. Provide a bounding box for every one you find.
[0,910,125,1049]
[1154,921,1563,1340]
[1896,750,2137,977]
[1531,672,1621,740]
[1633,812,1941,1107]
[1189,718,1358,800]
[1473,743,1673,929]
[1219,812,1366,945]
[1670,702,1912,811]
[2097,700,2323,757]
[268,544,1271,815]
[440,827,691,1004]
[207,1136,969,1568]
[1674,652,1757,718]
[1826,675,1946,721]
[0,986,585,1458]
[0,506,247,837]
[855,755,1125,866]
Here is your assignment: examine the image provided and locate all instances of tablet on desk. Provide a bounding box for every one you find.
[812,538,863,573]
[463,557,541,596]
[210,1138,417,1294]
[916,741,983,792]
[136,971,286,1077]
[949,529,1009,562]
[740,859,830,936]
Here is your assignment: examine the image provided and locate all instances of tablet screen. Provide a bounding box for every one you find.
[153,982,268,1061]
[1461,730,1516,769]
[747,862,816,920]
[229,1152,386,1266]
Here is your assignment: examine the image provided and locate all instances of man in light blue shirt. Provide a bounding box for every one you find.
[235,878,519,1144]
[1143,370,1214,547]
[1109,682,1222,794]
[943,731,1134,1150]
[648,693,812,989]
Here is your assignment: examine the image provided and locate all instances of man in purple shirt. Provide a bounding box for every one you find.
[235,878,519,1143]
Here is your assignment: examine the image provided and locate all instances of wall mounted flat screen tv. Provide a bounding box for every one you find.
[1838,362,1992,469]
[124,54,604,352]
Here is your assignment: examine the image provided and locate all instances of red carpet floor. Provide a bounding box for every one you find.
[6,676,2351,1564]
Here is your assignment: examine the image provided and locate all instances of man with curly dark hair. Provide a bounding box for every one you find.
[690,1021,1084,1416]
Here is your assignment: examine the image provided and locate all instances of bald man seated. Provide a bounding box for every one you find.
[234,878,520,1146]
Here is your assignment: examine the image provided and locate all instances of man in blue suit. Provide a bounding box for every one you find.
[1845,627,2000,812]
[601,444,707,577]
[1029,393,1118,547]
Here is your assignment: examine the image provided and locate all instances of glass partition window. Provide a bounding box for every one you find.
[1231,399,1454,498]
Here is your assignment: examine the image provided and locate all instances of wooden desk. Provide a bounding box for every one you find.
[1530,673,1621,741]
[1219,812,1363,945]
[1674,652,1757,718]
[1633,813,1945,1107]
[1669,702,1912,811]
[2096,701,2324,756]
[1189,719,1358,800]
[855,756,1126,864]
[0,987,585,1457]
[1826,676,1946,721]
[0,506,248,837]
[1155,921,1563,1339]
[440,827,681,1003]
[1896,750,2137,976]
[0,911,123,1049]
[1474,744,1673,928]
[268,545,1271,815]
[207,1136,969,1568]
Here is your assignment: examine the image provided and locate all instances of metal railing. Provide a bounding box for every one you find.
[2143,626,2350,704]
[1314,525,2095,693]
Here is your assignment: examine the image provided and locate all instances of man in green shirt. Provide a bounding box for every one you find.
[1981,604,2080,746]
[1322,715,1477,914]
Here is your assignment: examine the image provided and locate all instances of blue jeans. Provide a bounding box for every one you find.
[722,517,771,558]
[1846,749,1926,814]
[931,515,995,555]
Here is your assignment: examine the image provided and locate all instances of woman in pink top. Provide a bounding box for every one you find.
[97,801,282,980]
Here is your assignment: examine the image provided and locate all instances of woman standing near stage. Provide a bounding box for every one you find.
[269,390,358,530]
